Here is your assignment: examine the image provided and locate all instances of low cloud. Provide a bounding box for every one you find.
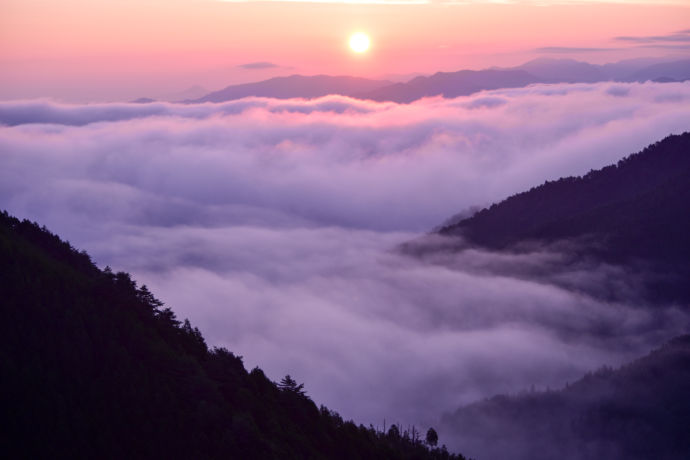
[3,82,689,233]
[606,85,630,97]
[1,82,689,449]
[98,227,690,429]
[237,61,283,70]
[615,29,690,44]
[535,46,617,54]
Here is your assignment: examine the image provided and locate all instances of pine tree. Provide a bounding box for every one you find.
[278,374,306,396]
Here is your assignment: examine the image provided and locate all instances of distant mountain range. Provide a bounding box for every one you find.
[173,57,690,104]
[436,132,690,305]
[510,56,690,83]
[442,334,690,460]
[359,69,539,103]
[187,75,394,103]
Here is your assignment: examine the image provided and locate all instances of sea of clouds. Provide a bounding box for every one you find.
[2,82,689,448]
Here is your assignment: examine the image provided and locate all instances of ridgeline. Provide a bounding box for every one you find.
[0,211,464,460]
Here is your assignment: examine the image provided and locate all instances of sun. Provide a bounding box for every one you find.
[349,33,370,54]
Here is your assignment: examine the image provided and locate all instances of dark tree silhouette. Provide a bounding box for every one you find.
[436,131,690,305]
[278,374,306,396]
[426,427,439,447]
[0,209,467,460]
[388,424,401,439]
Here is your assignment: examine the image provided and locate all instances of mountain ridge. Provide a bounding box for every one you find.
[185,57,690,104]
[187,75,393,103]
[437,132,690,304]
[0,210,464,460]
[442,334,690,460]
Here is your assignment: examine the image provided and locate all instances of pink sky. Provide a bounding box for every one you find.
[1,0,689,101]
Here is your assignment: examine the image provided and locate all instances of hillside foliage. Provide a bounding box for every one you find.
[443,335,690,460]
[0,210,464,460]
[440,132,690,304]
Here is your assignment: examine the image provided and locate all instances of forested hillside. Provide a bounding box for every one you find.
[442,335,690,460]
[0,211,463,460]
[439,132,690,304]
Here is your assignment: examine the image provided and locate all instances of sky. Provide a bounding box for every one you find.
[2,82,690,446]
[1,0,689,101]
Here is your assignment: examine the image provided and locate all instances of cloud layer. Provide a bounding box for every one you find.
[1,82,689,448]
[3,82,689,232]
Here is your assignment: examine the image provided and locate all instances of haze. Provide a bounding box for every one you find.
[2,82,690,443]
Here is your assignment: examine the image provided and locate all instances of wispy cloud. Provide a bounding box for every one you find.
[616,29,690,44]
[535,46,618,54]
[237,61,283,70]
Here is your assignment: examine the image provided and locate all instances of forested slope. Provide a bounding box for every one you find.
[442,335,690,460]
[439,132,690,304]
[0,211,463,460]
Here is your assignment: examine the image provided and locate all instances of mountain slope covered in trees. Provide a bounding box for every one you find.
[442,335,690,460]
[0,211,463,460]
[439,132,690,304]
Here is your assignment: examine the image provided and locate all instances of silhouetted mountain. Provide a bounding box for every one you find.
[627,59,690,82]
[361,58,690,102]
[442,334,690,460]
[188,75,393,103]
[438,132,690,304]
[188,57,688,104]
[517,57,690,83]
[361,57,689,102]
[515,58,606,83]
[599,56,681,80]
[0,211,464,460]
[358,69,539,103]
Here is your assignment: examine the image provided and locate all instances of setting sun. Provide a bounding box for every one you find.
[349,32,370,53]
